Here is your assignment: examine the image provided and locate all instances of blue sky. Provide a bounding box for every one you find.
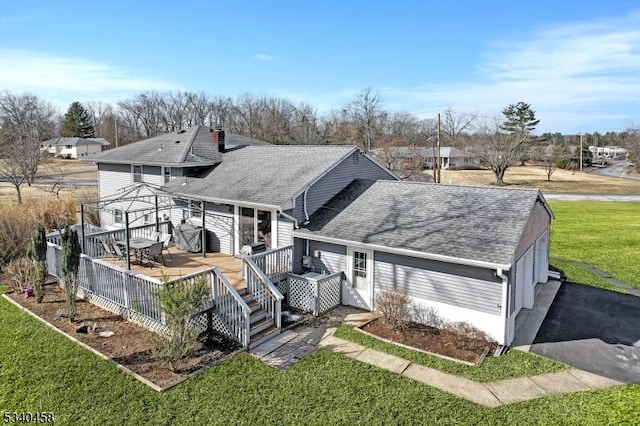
[2,1,640,134]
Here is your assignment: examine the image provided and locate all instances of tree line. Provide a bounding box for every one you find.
[2,87,640,203]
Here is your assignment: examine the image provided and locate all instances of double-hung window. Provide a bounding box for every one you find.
[133,165,143,183]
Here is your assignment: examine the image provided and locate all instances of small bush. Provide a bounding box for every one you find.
[3,257,36,293]
[443,321,492,342]
[153,275,209,372]
[0,198,77,269]
[375,289,411,331]
[412,304,445,328]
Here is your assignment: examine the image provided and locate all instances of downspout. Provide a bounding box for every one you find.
[496,268,510,346]
[279,209,299,229]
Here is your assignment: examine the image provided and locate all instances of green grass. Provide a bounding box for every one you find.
[334,324,567,382]
[549,258,626,293]
[0,297,638,425]
[549,200,640,290]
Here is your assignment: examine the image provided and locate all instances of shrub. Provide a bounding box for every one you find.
[61,225,81,321]
[375,289,411,331]
[153,275,209,372]
[412,304,445,328]
[3,257,36,293]
[443,322,492,342]
[0,206,32,268]
[0,198,76,270]
[27,225,48,303]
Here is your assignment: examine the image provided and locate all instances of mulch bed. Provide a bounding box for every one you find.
[5,282,240,389]
[362,318,497,364]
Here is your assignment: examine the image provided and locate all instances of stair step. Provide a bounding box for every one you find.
[250,317,274,336]
[249,309,268,324]
[246,299,261,312]
[249,325,281,349]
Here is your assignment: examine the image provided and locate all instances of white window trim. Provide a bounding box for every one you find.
[162,166,172,184]
[114,209,123,225]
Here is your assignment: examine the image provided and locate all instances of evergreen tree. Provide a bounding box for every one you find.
[61,226,81,321]
[27,225,48,303]
[501,102,540,137]
[60,101,95,137]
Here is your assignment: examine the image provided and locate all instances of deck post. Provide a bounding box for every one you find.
[80,204,86,254]
[155,196,159,233]
[124,211,131,270]
[201,200,206,258]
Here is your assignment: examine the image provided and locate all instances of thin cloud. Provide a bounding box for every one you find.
[0,49,180,106]
[385,12,640,132]
[0,15,33,25]
[254,53,279,62]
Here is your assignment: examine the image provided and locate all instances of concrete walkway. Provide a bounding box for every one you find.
[251,306,624,406]
[318,334,624,407]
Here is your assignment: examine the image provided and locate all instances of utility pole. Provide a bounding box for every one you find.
[579,133,583,172]
[436,113,441,184]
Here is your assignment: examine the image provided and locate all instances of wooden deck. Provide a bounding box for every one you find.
[104,248,246,290]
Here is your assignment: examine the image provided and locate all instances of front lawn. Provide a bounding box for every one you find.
[334,325,567,382]
[548,200,640,290]
[1,297,639,425]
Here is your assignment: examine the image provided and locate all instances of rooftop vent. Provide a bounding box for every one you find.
[177,129,186,134]
[175,140,180,144]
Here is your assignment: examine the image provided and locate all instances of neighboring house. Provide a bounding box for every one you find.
[42,137,111,159]
[84,125,552,346]
[588,145,627,161]
[373,146,479,172]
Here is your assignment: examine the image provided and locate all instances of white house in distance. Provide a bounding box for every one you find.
[42,137,111,159]
[588,145,627,161]
[84,126,553,346]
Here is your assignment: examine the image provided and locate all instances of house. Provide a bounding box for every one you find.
[373,146,479,172]
[80,125,552,347]
[42,137,111,159]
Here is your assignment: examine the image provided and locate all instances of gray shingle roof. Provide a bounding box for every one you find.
[162,145,357,208]
[83,126,265,166]
[294,180,548,266]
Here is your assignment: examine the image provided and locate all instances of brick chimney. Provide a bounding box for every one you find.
[212,127,225,153]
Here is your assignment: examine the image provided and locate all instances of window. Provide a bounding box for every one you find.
[114,209,123,225]
[133,165,143,183]
[143,213,151,224]
[163,167,172,184]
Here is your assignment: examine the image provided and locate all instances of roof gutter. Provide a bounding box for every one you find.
[293,231,511,270]
[278,209,299,229]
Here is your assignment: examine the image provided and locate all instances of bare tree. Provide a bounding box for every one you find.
[441,108,477,147]
[343,87,385,151]
[85,101,114,138]
[374,136,425,179]
[470,118,528,185]
[0,91,58,203]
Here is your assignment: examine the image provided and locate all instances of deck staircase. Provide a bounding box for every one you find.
[238,288,281,349]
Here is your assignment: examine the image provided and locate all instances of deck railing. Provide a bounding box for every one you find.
[210,269,251,347]
[45,242,223,335]
[47,222,172,258]
[245,245,293,283]
[243,257,284,329]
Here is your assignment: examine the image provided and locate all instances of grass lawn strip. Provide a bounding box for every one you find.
[548,200,640,290]
[334,325,568,382]
[549,258,626,293]
[1,297,639,425]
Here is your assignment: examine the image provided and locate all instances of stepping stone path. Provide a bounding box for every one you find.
[250,306,625,406]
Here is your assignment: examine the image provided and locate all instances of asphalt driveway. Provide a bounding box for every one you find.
[531,282,640,384]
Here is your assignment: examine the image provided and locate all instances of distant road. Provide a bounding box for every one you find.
[543,193,640,202]
[587,160,640,181]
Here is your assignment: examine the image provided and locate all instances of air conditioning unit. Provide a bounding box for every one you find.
[240,242,267,256]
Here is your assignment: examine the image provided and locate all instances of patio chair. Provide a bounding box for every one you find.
[140,241,165,268]
[158,232,173,259]
[100,240,116,259]
[111,243,129,262]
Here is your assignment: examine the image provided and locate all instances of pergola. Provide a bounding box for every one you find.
[79,182,210,270]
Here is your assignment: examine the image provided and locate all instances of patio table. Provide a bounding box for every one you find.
[115,238,155,264]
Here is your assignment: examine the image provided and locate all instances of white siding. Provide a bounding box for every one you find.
[204,203,234,255]
[374,252,503,316]
[277,215,295,248]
